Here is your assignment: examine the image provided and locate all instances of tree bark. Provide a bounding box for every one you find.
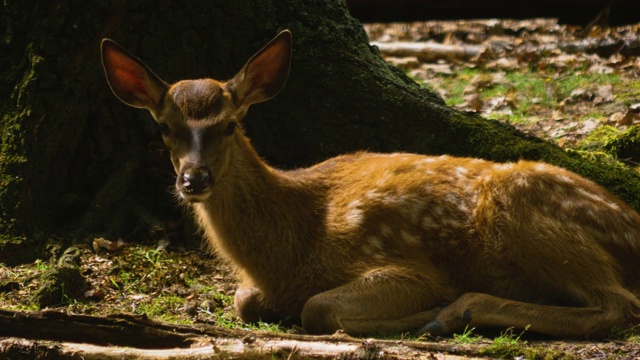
[2,0,640,264]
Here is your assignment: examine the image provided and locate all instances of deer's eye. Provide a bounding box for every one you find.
[158,123,171,136]
[224,122,237,136]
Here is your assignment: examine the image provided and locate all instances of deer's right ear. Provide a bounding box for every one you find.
[101,39,168,114]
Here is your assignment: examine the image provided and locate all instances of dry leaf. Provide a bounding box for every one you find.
[421,63,453,75]
[84,288,106,300]
[588,63,614,74]
[616,110,640,126]
[459,93,484,112]
[483,96,515,116]
[594,85,614,104]
[92,237,126,253]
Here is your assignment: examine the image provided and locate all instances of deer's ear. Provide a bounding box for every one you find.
[101,39,168,114]
[227,30,292,108]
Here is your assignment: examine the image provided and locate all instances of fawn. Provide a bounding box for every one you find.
[101,30,640,338]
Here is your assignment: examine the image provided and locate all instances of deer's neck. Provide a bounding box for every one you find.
[193,134,321,285]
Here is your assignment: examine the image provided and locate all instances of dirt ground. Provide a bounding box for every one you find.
[3,18,640,359]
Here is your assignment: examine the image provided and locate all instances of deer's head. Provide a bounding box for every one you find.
[101,31,292,202]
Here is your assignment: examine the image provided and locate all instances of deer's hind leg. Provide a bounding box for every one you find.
[417,285,640,338]
[301,264,455,335]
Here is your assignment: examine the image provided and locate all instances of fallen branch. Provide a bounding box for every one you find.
[372,34,640,64]
[371,41,483,61]
[0,336,487,360]
[0,309,486,359]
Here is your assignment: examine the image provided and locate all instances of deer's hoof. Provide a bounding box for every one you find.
[415,320,447,337]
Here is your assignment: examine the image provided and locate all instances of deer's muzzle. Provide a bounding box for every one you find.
[178,165,212,201]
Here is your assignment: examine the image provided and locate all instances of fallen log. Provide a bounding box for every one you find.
[0,309,486,359]
[372,33,640,64]
[0,336,486,360]
[371,41,483,61]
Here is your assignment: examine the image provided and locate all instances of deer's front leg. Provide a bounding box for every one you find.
[301,266,454,335]
[234,286,281,324]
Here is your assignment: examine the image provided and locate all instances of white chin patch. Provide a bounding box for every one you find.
[180,191,210,203]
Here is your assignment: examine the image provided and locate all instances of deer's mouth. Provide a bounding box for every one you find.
[179,190,211,203]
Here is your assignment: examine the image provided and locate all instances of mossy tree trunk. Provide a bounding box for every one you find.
[2,0,640,265]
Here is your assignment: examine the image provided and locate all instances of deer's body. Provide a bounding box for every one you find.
[102,31,640,338]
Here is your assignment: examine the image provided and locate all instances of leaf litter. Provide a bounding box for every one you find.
[368,19,640,148]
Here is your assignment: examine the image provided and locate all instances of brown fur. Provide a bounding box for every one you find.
[101,32,640,338]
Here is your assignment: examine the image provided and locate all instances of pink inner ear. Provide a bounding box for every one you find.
[115,65,151,101]
[106,52,156,107]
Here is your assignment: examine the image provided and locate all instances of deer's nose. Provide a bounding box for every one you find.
[180,166,212,194]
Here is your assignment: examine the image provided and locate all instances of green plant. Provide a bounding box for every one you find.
[452,325,482,344]
[34,259,50,272]
[492,326,529,346]
[143,249,166,265]
[135,295,184,320]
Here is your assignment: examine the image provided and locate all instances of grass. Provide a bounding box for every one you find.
[451,325,483,344]
[445,325,570,359]
[135,294,186,323]
[423,66,631,125]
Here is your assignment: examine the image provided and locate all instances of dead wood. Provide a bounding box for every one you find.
[0,309,486,359]
[373,34,640,63]
[371,41,482,62]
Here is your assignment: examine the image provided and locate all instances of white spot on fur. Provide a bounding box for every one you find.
[458,203,470,213]
[380,224,393,236]
[431,206,444,216]
[493,163,515,171]
[420,158,438,163]
[442,218,462,229]
[400,229,420,245]
[367,236,385,259]
[514,174,529,187]
[561,200,575,210]
[625,232,636,242]
[376,171,392,187]
[368,236,383,250]
[555,174,574,184]
[577,188,607,205]
[534,163,548,172]
[365,190,381,200]
[345,200,363,227]
[455,166,468,178]
[422,216,438,229]
[606,201,620,211]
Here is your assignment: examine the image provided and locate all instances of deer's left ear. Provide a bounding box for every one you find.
[227,30,292,108]
[101,39,169,115]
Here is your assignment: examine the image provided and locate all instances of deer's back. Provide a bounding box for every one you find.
[292,152,640,298]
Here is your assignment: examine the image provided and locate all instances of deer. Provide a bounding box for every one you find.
[100,30,640,339]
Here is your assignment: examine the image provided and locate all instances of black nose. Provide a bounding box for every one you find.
[180,166,212,194]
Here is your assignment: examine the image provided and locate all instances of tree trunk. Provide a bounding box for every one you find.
[2,0,640,264]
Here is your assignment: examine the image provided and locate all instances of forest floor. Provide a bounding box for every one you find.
[3,19,640,359]
[367,19,640,152]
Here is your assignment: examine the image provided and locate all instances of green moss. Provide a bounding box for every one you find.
[577,125,621,152]
[605,125,640,162]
